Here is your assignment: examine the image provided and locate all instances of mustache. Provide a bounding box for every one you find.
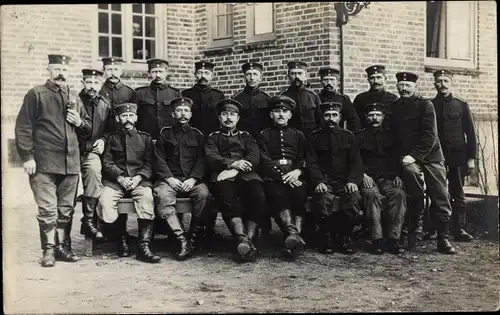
[197,78,208,85]
[55,74,66,81]
[223,120,233,124]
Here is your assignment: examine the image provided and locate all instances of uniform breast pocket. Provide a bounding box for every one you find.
[445,111,462,129]
[164,140,178,156]
[110,142,124,153]
[185,140,199,157]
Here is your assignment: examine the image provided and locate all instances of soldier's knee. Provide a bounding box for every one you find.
[362,188,380,201]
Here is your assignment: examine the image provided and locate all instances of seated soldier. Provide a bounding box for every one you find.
[153,97,210,261]
[306,102,364,255]
[205,99,266,262]
[356,103,406,255]
[97,103,160,263]
[256,95,307,258]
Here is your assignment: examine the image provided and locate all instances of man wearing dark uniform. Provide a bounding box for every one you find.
[391,71,456,254]
[431,69,477,242]
[317,67,361,132]
[306,102,364,255]
[353,65,398,130]
[256,95,307,258]
[356,103,406,255]
[205,99,266,262]
[15,54,91,267]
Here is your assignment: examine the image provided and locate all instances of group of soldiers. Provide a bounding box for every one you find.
[15,54,477,267]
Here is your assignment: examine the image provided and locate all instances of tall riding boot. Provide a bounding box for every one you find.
[436,220,456,254]
[415,204,425,241]
[204,211,218,239]
[317,216,334,254]
[165,215,192,261]
[276,209,305,253]
[339,219,356,255]
[407,197,424,250]
[136,219,161,263]
[177,213,185,231]
[188,216,205,253]
[228,217,256,261]
[116,215,130,257]
[55,223,80,262]
[64,216,73,251]
[39,225,56,267]
[452,204,474,242]
[245,219,259,251]
[295,215,304,235]
[80,197,104,240]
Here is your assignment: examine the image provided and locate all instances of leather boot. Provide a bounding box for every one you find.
[165,214,192,261]
[386,238,405,255]
[55,223,80,262]
[188,217,205,253]
[39,225,56,267]
[436,220,456,254]
[245,220,259,248]
[341,235,356,255]
[276,209,305,253]
[295,215,304,234]
[228,217,256,261]
[452,204,474,242]
[407,197,424,250]
[136,219,161,263]
[371,239,384,255]
[116,215,130,257]
[204,211,218,239]
[338,217,356,255]
[80,197,104,240]
[177,213,185,231]
[318,216,334,254]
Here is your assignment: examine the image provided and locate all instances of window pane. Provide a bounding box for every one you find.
[99,36,109,57]
[98,4,108,10]
[145,40,156,59]
[426,1,443,58]
[133,15,143,37]
[111,13,122,35]
[98,12,109,34]
[447,1,472,60]
[217,15,227,38]
[145,16,155,37]
[217,3,227,15]
[133,38,144,60]
[145,3,155,14]
[111,37,122,57]
[254,3,273,35]
[111,4,121,11]
[133,4,142,13]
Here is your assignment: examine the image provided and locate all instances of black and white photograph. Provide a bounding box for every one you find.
[1,2,498,313]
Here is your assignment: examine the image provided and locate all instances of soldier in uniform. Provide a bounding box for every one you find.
[353,65,399,130]
[77,68,114,242]
[317,67,361,132]
[153,97,211,260]
[356,103,406,254]
[256,95,307,258]
[391,71,456,254]
[205,99,266,262]
[98,103,160,263]
[306,102,364,255]
[15,54,91,267]
[431,69,477,242]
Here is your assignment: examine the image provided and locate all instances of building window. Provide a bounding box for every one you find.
[98,4,124,58]
[246,3,276,43]
[425,1,477,69]
[207,4,234,48]
[132,4,156,61]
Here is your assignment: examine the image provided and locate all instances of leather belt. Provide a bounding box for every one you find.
[276,159,293,165]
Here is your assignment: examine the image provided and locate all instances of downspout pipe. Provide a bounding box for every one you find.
[337,3,345,95]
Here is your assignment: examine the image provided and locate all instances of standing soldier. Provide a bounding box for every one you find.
[356,103,406,255]
[135,58,181,140]
[153,97,211,260]
[391,71,456,254]
[256,95,307,258]
[98,103,160,263]
[317,67,361,132]
[205,99,266,262]
[353,65,398,130]
[431,69,476,242]
[306,102,364,255]
[77,69,113,242]
[15,54,91,267]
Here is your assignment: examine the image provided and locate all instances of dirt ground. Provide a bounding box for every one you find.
[3,168,499,313]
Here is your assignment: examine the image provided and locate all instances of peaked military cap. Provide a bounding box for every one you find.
[114,103,137,115]
[82,69,104,78]
[48,54,71,65]
[396,71,419,83]
[287,61,308,71]
[269,95,296,111]
[102,57,124,66]
[241,62,264,73]
[147,58,169,71]
[216,98,243,114]
[318,67,340,78]
[171,97,194,109]
[195,60,215,72]
[364,102,388,114]
[365,64,386,76]
[320,101,342,113]
[433,69,453,79]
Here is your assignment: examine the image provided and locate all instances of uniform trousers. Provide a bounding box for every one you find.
[263,181,307,216]
[153,180,210,219]
[98,185,155,223]
[80,153,102,198]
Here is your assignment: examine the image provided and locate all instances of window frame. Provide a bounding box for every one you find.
[92,3,165,71]
[207,3,234,49]
[424,1,478,70]
[246,2,276,44]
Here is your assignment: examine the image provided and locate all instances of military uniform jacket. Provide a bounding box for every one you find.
[78,90,114,156]
[153,124,206,182]
[99,80,136,132]
[232,86,272,137]
[182,85,225,137]
[279,85,322,138]
[256,125,307,181]
[391,95,444,163]
[102,128,153,190]
[353,89,398,130]
[135,83,181,140]
[431,93,477,167]
[205,129,262,183]
[318,89,361,132]
[15,80,92,175]
[306,127,364,188]
[355,127,400,180]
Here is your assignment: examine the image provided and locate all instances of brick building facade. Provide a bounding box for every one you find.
[1,2,497,169]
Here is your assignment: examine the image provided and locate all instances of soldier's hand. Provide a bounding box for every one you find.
[167,177,183,192]
[362,173,375,188]
[92,139,105,155]
[66,109,82,127]
[180,178,197,192]
[467,158,475,176]
[129,175,143,190]
[230,160,252,172]
[393,176,404,189]
[288,179,303,188]
[117,176,133,190]
[217,169,239,181]
[401,155,416,166]
[345,183,358,194]
[282,169,302,185]
[23,159,36,175]
[315,183,328,194]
